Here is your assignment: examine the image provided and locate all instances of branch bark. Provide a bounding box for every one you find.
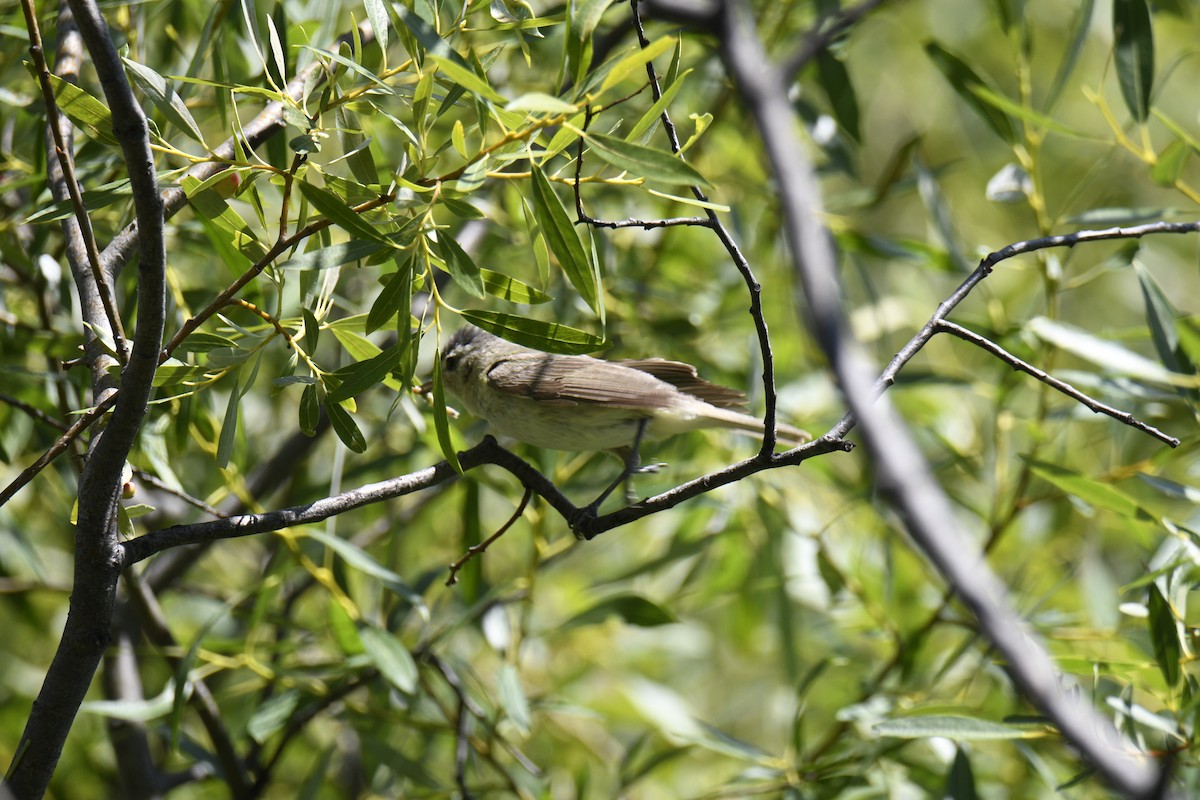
[711,1,1167,797]
[7,0,165,795]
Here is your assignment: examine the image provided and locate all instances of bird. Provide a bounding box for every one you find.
[439,325,811,454]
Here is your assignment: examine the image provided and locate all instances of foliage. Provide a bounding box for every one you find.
[0,0,1198,797]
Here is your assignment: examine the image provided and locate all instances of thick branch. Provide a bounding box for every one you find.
[713,1,1165,797]
[8,0,166,795]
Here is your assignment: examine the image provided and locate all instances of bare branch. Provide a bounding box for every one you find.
[446,487,532,585]
[8,0,167,792]
[0,392,69,432]
[0,393,117,509]
[935,320,1179,447]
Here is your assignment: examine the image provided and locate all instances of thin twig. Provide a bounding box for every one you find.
[0,392,69,431]
[936,320,1179,447]
[132,470,228,518]
[0,394,118,508]
[446,487,532,586]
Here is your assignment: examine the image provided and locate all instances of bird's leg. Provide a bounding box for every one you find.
[573,418,655,534]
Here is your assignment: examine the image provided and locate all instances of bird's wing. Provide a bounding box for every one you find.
[617,358,746,409]
[485,353,681,410]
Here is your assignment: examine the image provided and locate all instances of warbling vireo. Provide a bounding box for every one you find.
[440,326,811,454]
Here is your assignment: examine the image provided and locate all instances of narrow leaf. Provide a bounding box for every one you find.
[875,715,1044,740]
[1028,460,1151,521]
[1147,583,1181,687]
[598,37,676,97]
[480,269,551,304]
[924,41,1016,144]
[528,166,598,313]
[435,233,486,298]
[358,625,419,693]
[327,343,404,402]
[431,346,463,473]
[216,376,240,468]
[586,132,708,186]
[1113,0,1155,122]
[367,266,412,333]
[460,311,607,355]
[325,401,367,452]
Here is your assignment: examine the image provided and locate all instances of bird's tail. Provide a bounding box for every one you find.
[703,406,812,447]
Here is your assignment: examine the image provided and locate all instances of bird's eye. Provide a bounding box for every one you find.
[444,353,460,372]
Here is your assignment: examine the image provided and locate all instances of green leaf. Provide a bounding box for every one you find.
[363,0,389,54]
[431,345,463,473]
[1047,0,1096,109]
[968,83,1086,138]
[25,179,131,225]
[460,311,607,355]
[297,181,393,247]
[943,747,979,800]
[480,269,550,304]
[816,50,861,142]
[325,401,367,452]
[627,68,691,143]
[367,265,412,333]
[247,690,301,744]
[216,376,240,468]
[326,343,404,402]
[1135,261,1190,376]
[875,715,1044,740]
[429,54,506,105]
[331,326,383,362]
[1027,316,1200,387]
[182,176,267,262]
[585,132,708,186]
[435,232,486,298]
[497,664,532,735]
[38,69,118,145]
[304,528,423,607]
[528,166,599,314]
[506,93,577,114]
[924,41,1016,144]
[1027,461,1152,521]
[279,239,386,270]
[299,384,320,436]
[358,625,418,693]
[1113,0,1155,122]
[563,594,678,628]
[598,37,676,97]
[152,362,213,387]
[1150,138,1188,187]
[124,58,207,145]
[1147,583,1181,687]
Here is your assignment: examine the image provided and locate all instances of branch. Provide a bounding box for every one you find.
[8,0,166,794]
[711,1,1166,798]
[935,320,1178,447]
[123,433,850,566]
